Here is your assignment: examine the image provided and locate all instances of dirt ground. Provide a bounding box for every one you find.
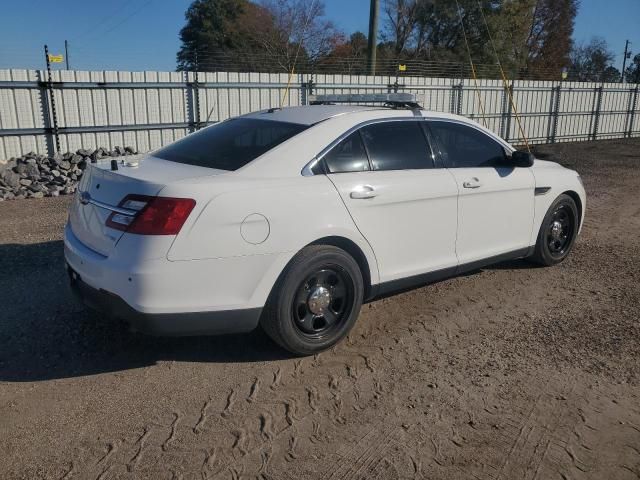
[1,139,639,480]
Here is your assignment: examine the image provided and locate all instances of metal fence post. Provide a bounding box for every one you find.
[549,84,561,143]
[450,81,463,115]
[591,85,603,141]
[626,85,639,138]
[185,71,196,133]
[35,70,56,157]
[500,82,513,141]
[193,52,201,130]
[43,45,60,154]
[301,76,314,105]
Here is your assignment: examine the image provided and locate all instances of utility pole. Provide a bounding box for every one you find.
[621,40,631,83]
[367,0,379,76]
[64,40,70,70]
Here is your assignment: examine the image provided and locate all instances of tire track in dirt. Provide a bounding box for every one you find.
[94,296,482,478]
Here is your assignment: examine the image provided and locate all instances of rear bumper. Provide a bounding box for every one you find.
[68,269,261,336]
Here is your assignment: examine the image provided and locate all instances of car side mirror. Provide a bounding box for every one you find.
[510,150,535,167]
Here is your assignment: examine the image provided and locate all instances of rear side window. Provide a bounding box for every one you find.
[429,121,506,168]
[323,131,370,173]
[154,118,308,170]
[359,121,433,171]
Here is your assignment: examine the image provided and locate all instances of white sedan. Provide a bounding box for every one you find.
[64,94,586,355]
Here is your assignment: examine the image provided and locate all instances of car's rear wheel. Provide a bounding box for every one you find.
[261,245,364,355]
[531,194,579,266]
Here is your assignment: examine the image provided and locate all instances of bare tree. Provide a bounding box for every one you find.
[254,0,343,71]
[383,0,419,55]
[570,37,616,82]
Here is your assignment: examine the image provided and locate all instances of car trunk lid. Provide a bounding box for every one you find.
[68,155,225,256]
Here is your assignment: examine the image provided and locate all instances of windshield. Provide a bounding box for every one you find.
[154,118,308,171]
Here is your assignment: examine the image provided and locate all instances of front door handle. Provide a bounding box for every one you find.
[463,177,482,189]
[350,185,377,199]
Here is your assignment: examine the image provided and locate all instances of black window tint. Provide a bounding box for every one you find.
[323,131,370,173]
[154,118,307,171]
[359,122,432,171]
[429,121,506,168]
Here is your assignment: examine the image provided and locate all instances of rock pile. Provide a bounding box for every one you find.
[0,147,137,201]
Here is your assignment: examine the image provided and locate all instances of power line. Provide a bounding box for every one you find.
[69,0,139,43]
[72,0,155,55]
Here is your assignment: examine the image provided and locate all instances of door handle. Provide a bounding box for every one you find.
[463,177,482,189]
[350,185,377,199]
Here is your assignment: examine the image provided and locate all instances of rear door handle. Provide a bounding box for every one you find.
[350,185,377,199]
[462,177,482,189]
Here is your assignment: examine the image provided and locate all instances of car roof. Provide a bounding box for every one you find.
[241,104,471,126]
[242,105,403,126]
[230,106,514,178]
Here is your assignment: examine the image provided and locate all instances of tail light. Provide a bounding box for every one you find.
[106,194,196,235]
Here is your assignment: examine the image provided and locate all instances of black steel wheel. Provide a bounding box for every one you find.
[261,245,364,355]
[532,194,579,266]
[546,204,575,258]
[292,267,355,339]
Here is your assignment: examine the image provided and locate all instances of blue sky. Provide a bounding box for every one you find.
[0,0,637,73]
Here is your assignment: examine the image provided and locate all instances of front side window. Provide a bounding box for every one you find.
[323,131,370,174]
[359,121,433,171]
[154,118,308,171]
[428,121,507,168]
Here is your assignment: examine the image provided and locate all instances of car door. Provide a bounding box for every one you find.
[427,120,535,265]
[321,119,459,284]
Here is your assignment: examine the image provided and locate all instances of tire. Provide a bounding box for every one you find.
[260,245,364,356]
[531,194,579,266]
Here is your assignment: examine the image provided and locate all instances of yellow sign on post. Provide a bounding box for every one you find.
[48,54,64,63]
[398,64,407,72]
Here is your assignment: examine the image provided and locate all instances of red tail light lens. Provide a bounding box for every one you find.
[106,194,195,235]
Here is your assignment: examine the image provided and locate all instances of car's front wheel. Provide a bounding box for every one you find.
[261,245,364,355]
[531,193,579,266]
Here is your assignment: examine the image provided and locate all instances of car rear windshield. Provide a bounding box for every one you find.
[154,118,308,171]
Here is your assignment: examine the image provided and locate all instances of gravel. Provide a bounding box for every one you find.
[0,146,137,201]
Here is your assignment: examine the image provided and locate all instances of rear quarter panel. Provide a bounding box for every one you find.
[161,174,379,281]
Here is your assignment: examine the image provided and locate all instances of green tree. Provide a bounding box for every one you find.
[625,53,640,84]
[602,66,621,83]
[176,0,265,71]
[379,0,579,79]
[177,0,340,72]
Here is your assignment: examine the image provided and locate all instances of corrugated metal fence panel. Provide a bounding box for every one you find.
[555,81,598,142]
[461,79,503,136]
[0,69,47,159]
[510,80,555,145]
[598,82,633,138]
[1,68,639,160]
[50,69,191,154]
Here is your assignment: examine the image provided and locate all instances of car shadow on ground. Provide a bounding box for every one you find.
[0,240,291,383]
[0,240,539,383]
